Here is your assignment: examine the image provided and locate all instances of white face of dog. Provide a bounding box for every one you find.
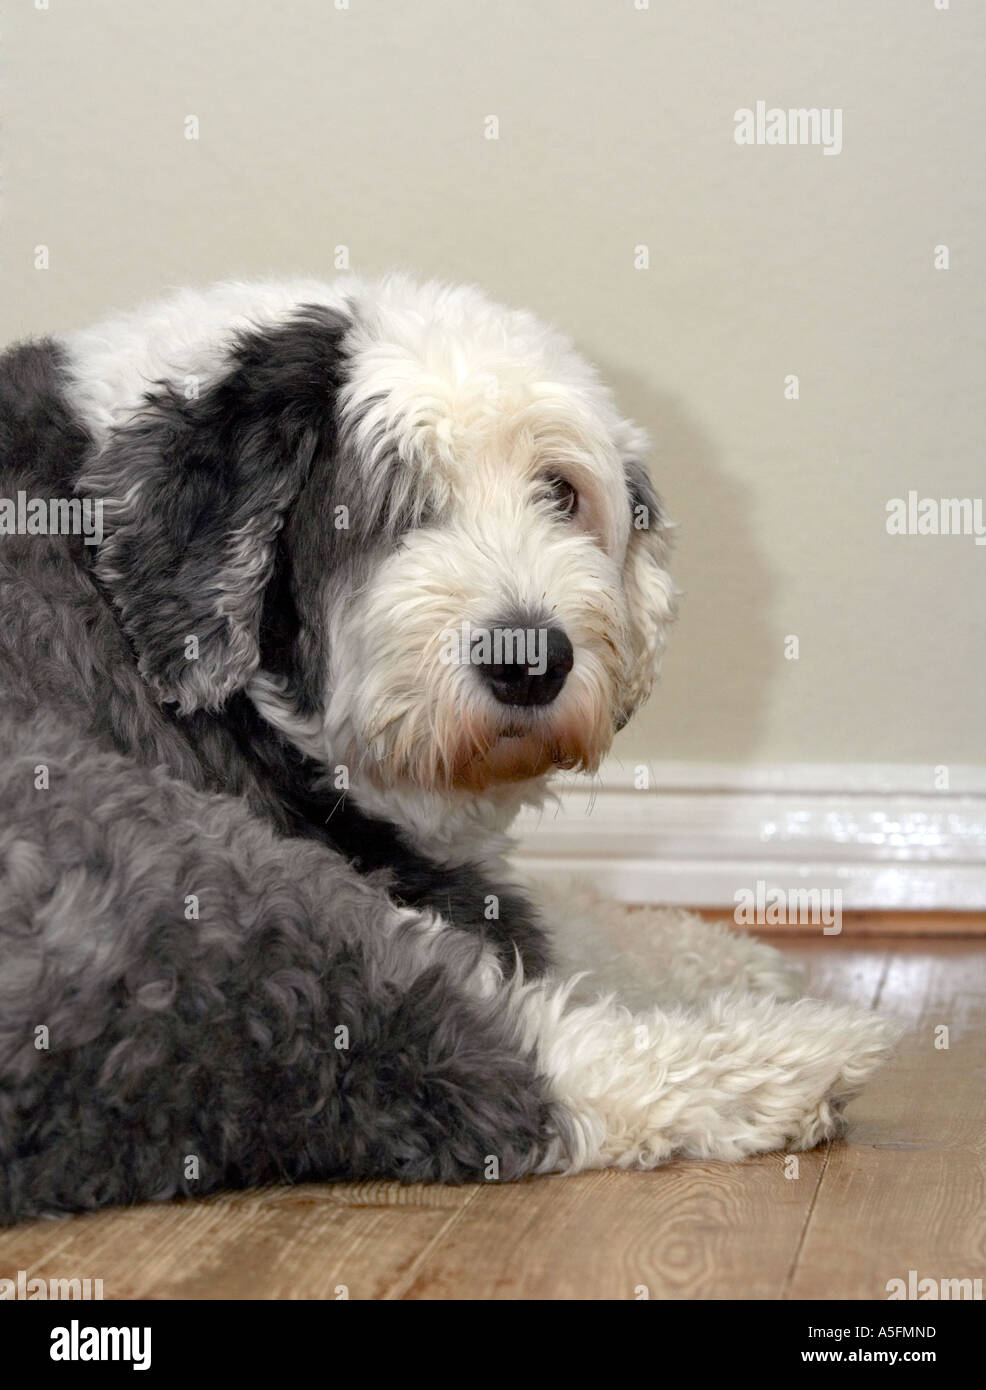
[76,276,675,802]
[318,285,676,796]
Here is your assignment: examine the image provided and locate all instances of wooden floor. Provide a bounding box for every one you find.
[2,927,984,1300]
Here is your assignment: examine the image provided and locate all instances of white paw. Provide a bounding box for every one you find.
[670,995,902,1161]
[520,978,900,1175]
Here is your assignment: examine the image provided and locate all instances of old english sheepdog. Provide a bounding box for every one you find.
[0,276,896,1222]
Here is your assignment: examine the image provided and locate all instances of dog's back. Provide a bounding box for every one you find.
[0,283,895,1225]
[0,307,562,1223]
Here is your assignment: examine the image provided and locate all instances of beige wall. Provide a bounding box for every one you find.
[3,0,983,768]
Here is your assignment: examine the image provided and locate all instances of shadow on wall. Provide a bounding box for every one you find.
[603,362,777,766]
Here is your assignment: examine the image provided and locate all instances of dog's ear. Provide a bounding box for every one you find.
[80,306,352,714]
[618,438,677,726]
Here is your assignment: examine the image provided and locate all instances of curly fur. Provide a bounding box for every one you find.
[0,280,897,1225]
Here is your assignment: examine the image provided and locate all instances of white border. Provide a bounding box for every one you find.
[512,761,986,911]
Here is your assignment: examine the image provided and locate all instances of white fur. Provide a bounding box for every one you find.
[65,273,675,853]
[65,275,896,1173]
[536,878,806,1010]
[416,884,897,1173]
[519,972,898,1171]
[63,277,351,442]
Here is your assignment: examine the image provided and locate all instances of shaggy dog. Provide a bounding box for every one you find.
[0,277,895,1222]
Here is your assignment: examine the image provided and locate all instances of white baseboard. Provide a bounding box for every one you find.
[511,761,986,911]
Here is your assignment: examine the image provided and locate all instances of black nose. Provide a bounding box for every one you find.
[479,625,574,708]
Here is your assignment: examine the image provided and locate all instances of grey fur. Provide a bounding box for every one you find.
[77,307,355,714]
[0,334,561,1224]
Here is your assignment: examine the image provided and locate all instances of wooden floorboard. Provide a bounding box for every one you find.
[1,931,983,1299]
[785,941,986,1300]
[0,1181,479,1301]
[695,909,986,937]
[397,937,893,1300]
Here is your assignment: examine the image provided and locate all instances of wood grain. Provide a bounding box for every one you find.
[1,930,983,1300]
[696,909,986,937]
[0,1181,477,1301]
[395,937,893,1300]
[785,940,986,1300]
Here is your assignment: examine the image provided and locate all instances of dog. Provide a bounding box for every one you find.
[0,275,896,1222]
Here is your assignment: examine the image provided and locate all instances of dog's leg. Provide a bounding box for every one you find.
[0,727,564,1219]
[521,888,897,1166]
[0,728,895,1216]
[507,979,899,1171]
[536,880,805,1010]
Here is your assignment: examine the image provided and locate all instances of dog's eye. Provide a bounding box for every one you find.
[541,474,578,519]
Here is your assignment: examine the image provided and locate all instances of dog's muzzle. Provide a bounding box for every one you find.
[478,625,574,708]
